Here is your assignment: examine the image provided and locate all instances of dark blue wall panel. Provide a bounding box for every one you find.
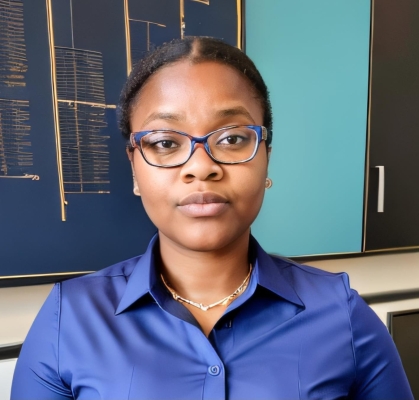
[0,0,239,279]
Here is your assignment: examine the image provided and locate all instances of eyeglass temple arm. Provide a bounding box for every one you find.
[261,126,268,141]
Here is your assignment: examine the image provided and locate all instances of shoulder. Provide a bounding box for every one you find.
[59,255,142,302]
[270,253,346,277]
[268,254,353,300]
[265,256,413,397]
[63,255,141,283]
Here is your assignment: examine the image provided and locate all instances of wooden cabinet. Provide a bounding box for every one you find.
[364,0,419,251]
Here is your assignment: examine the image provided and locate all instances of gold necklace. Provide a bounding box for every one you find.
[161,265,252,311]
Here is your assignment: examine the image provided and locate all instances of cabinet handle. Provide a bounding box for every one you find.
[375,166,385,212]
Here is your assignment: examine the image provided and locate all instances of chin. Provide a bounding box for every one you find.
[172,225,250,253]
[182,239,227,252]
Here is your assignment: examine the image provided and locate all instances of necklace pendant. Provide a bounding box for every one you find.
[161,264,253,312]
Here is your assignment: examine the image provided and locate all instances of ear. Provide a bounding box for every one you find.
[126,147,133,162]
[128,151,141,196]
[265,147,272,180]
[266,146,272,174]
[130,162,141,197]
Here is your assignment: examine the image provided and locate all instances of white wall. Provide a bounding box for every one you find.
[0,358,17,399]
[0,251,418,347]
[0,284,52,347]
[308,251,419,296]
[308,250,419,325]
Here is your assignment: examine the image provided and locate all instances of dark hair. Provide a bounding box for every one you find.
[119,37,273,146]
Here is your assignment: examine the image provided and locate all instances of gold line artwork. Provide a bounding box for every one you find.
[129,19,167,68]
[47,0,115,221]
[179,0,240,48]
[0,1,38,180]
[0,0,27,88]
[0,98,35,178]
[123,0,132,75]
[124,0,242,75]
[0,173,39,179]
[124,1,166,74]
[236,0,241,49]
[46,0,66,221]
[179,0,185,39]
[55,48,112,193]
[0,270,94,280]
[129,19,167,53]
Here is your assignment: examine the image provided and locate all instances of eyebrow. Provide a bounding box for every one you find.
[141,106,255,129]
[215,106,256,123]
[141,112,185,128]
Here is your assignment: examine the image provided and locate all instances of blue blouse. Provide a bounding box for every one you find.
[12,235,413,399]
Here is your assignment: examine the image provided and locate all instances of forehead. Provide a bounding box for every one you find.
[130,60,263,130]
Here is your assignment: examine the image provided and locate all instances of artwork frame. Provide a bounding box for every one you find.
[0,0,244,286]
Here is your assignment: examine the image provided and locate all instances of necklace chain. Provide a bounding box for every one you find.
[161,265,253,311]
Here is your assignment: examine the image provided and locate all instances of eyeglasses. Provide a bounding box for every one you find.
[129,125,268,167]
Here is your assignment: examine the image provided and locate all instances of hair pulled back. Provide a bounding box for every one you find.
[119,37,273,146]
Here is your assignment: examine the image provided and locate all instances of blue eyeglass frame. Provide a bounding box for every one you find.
[129,125,268,168]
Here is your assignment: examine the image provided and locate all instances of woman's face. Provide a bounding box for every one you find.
[130,60,269,252]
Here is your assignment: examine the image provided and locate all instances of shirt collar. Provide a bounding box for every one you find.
[115,234,159,315]
[116,234,303,315]
[250,236,304,307]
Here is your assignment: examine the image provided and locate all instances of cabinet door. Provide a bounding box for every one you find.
[365,0,419,251]
[246,0,370,256]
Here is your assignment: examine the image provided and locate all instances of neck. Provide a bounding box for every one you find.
[158,231,251,305]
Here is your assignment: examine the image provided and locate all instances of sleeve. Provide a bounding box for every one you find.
[348,289,414,399]
[11,283,73,399]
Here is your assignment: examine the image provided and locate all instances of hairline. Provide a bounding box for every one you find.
[128,57,266,129]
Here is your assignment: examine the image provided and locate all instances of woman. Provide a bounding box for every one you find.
[12,37,413,399]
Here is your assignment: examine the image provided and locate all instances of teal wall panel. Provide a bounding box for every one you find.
[247,0,370,256]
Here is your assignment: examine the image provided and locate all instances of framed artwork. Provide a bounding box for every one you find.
[0,0,243,285]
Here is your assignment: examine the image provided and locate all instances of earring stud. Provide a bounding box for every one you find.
[265,178,273,189]
[133,180,141,196]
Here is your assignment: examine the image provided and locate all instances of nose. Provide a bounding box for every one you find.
[180,143,224,183]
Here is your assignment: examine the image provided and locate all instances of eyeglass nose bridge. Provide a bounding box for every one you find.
[187,134,216,161]
[185,126,265,165]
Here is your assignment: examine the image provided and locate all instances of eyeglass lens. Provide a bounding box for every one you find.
[139,126,259,166]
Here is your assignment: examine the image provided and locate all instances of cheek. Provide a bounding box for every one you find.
[133,155,173,213]
[241,178,266,212]
[229,163,268,215]
[246,155,269,208]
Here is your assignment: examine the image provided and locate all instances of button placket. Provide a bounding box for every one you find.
[203,362,225,400]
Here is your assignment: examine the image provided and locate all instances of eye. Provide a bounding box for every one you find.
[216,130,250,147]
[141,131,183,151]
[219,135,243,145]
[155,140,179,149]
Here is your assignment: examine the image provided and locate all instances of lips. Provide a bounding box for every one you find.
[178,192,228,206]
[177,192,229,217]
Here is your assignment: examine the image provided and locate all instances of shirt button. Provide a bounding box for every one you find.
[208,365,221,376]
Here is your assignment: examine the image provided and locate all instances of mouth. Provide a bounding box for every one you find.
[177,192,229,217]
